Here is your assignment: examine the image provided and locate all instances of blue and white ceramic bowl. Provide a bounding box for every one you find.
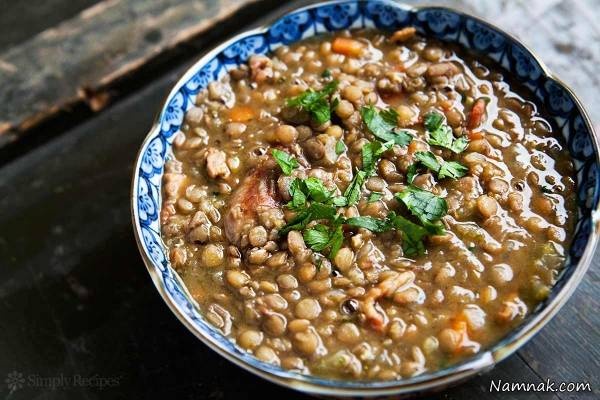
[131,0,600,396]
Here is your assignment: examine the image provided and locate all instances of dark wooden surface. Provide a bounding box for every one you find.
[0,1,598,399]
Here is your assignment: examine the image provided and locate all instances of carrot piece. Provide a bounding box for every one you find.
[467,98,487,130]
[229,105,255,122]
[468,131,484,140]
[332,37,364,57]
[407,140,420,155]
[393,64,406,72]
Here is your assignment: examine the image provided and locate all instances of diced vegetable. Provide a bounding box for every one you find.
[332,37,364,57]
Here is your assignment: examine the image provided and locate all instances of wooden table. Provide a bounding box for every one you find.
[0,1,598,399]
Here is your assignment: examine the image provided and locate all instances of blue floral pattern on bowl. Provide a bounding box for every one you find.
[132,0,599,396]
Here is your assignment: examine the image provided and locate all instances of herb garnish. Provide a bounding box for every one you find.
[335,140,346,155]
[414,151,468,180]
[424,111,469,153]
[272,149,299,175]
[387,212,428,256]
[303,223,344,257]
[361,106,413,146]
[286,81,339,125]
[395,185,447,234]
[367,192,383,203]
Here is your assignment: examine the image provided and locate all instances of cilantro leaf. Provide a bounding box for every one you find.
[288,178,307,210]
[328,224,344,258]
[279,202,337,235]
[345,216,390,233]
[360,106,413,146]
[428,124,454,149]
[424,111,469,154]
[414,151,468,180]
[438,161,468,179]
[335,140,346,155]
[406,163,418,184]
[414,151,441,172]
[424,111,444,132]
[450,137,469,153]
[362,140,394,175]
[387,212,428,256]
[332,196,348,207]
[321,69,332,78]
[286,81,339,125]
[304,177,333,203]
[367,192,383,203]
[272,149,298,175]
[395,185,448,226]
[303,224,332,251]
[303,223,344,258]
[343,170,367,206]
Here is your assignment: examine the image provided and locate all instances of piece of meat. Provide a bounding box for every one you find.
[425,62,460,79]
[205,148,230,179]
[249,55,273,83]
[224,164,280,246]
[362,271,415,332]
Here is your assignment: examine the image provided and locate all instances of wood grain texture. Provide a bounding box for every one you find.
[0,0,100,51]
[0,0,257,139]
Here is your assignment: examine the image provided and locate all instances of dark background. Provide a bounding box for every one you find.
[0,1,598,399]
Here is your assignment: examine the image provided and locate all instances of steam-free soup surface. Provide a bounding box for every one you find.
[160,28,576,380]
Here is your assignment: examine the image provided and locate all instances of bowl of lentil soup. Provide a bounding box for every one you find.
[131,0,600,396]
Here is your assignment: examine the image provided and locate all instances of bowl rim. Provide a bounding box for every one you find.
[130,0,600,396]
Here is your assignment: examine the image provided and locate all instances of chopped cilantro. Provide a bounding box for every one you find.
[343,170,367,206]
[288,178,307,210]
[424,111,444,132]
[360,106,413,146]
[414,151,441,172]
[414,151,468,180]
[362,140,394,175]
[304,177,334,203]
[424,111,469,153]
[272,149,298,175]
[406,163,418,184]
[279,202,337,235]
[321,69,332,78]
[345,216,390,233]
[395,185,448,230]
[367,192,383,203]
[438,160,468,179]
[335,140,346,155]
[286,81,339,125]
[387,212,428,256]
[303,224,333,251]
[303,223,344,258]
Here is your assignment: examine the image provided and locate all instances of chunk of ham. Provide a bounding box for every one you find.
[426,62,460,78]
[249,55,273,83]
[224,163,280,246]
[205,148,230,179]
[362,271,415,332]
